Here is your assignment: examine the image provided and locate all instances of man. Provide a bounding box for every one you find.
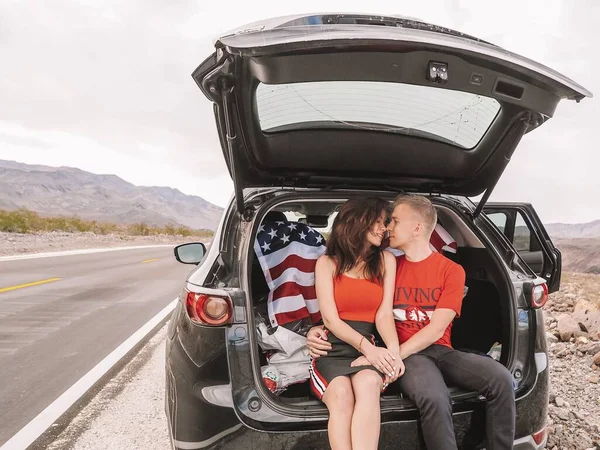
[306,194,515,450]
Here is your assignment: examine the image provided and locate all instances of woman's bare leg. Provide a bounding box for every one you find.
[350,370,383,450]
[322,376,355,450]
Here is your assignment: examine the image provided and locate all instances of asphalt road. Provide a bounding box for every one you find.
[0,246,194,446]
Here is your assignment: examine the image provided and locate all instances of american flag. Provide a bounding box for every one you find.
[253,220,327,329]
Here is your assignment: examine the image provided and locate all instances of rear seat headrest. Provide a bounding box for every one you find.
[262,210,287,223]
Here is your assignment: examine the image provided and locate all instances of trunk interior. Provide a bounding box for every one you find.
[248,196,512,411]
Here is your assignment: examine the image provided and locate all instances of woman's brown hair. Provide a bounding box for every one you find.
[326,197,390,284]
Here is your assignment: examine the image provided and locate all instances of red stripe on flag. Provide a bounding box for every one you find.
[429,229,446,253]
[274,307,312,327]
[269,254,318,280]
[272,282,316,302]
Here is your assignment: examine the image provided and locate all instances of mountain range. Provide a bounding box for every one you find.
[545,220,600,239]
[0,160,224,230]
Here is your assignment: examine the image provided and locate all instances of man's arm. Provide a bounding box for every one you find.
[399,309,456,359]
[306,325,331,358]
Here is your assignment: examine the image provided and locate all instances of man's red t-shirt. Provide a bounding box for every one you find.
[394,252,466,348]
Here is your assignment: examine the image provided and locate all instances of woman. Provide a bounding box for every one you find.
[309,197,404,450]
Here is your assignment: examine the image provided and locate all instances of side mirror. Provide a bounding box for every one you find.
[174,242,206,265]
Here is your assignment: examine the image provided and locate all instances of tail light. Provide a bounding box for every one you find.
[531,283,548,309]
[532,426,547,445]
[185,291,233,326]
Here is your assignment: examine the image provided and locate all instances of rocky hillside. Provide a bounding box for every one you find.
[0,160,223,230]
[544,272,600,449]
[546,221,600,239]
[554,238,600,275]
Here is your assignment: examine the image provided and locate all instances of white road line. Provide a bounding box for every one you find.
[0,245,176,262]
[0,297,178,450]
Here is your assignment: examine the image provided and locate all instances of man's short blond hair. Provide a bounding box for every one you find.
[393,194,437,237]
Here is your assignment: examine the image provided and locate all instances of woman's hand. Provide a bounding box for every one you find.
[306,326,332,359]
[361,342,397,378]
[351,349,405,387]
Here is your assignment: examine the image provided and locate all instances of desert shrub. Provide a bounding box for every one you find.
[0,209,213,238]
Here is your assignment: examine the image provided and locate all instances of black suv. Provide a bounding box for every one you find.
[165,13,591,450]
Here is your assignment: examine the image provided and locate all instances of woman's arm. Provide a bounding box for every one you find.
[316,255,396,375]
[375,251,400,354]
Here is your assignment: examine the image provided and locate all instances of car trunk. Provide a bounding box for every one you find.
[246,194,513,418]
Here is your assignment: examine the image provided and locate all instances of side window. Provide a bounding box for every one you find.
[486,209,542,254]
[512,212,531,252]
[487,212,507,234]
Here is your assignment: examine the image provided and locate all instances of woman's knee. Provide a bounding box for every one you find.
[323,377,355,412]
[352,370,383,398]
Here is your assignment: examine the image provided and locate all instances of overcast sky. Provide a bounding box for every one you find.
[0,0,596,224]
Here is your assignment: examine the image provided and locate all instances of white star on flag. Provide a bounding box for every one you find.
[287,223,297,231]
[299,231,307,240]
[281,234,290,244]
[276,221,285,226]
[315,235,323,244]
[261,241,271,252]
[268,228,278,239]
[307,227,315,234]
[258,224,265,233]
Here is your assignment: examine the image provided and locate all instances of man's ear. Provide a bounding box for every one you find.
[413,222,423,236]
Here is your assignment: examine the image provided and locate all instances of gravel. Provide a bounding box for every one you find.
[544,279,600,450]
[44,326,171,450]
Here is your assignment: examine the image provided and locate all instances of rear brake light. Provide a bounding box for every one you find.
[532,426,547,444]
[185,291,233,326]
[531,283,548,309]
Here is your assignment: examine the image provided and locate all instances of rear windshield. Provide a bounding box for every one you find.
[256,81,500,149]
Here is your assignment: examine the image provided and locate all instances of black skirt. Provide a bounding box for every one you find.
[309,320,387,400]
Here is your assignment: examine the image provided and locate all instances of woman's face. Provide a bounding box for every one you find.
[366,210,388,248]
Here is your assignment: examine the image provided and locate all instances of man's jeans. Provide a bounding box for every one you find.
[396,344,516,450]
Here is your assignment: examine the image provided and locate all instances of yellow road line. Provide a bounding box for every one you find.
[0,277,61,294]
[142,258,159,263]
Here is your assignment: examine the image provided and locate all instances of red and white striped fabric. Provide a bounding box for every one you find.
[254,219,327,329]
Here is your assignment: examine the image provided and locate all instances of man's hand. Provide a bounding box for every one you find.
[306,326,332,358]
[385,352,405,384]
[350,355,370,367]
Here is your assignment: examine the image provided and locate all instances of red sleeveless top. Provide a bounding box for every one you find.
[333,274,384,323]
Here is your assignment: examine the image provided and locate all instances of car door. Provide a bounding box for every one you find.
[484,203,561,293]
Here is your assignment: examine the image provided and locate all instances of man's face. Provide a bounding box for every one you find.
[387,204,421,250]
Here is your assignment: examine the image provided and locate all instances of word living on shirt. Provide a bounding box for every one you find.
[394,286,441,304]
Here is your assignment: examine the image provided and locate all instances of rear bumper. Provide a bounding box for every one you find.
[169,370,549,450]
[169,420,546,450]
[168,342,549,450]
